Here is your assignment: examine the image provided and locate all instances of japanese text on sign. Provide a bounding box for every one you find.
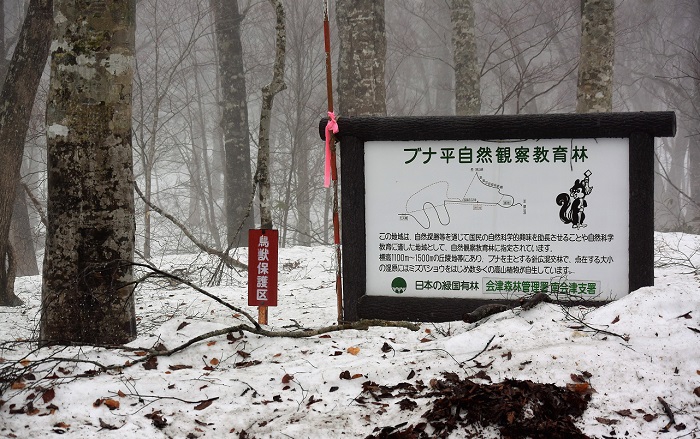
[248,229,279,306]
[364,138,629,301]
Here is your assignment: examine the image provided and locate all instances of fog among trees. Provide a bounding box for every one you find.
[1,0,698,309]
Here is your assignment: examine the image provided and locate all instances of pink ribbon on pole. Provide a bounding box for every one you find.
[324,111,339,187]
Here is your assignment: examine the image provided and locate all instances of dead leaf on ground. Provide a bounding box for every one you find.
[210,358,220,366]
[570,374,588,383]
[19,359,30,367]
[41,388,55,404]
[143,357,158,370]
[347,346,361,355]
[176,321,190,331]
[10,382,25,390]
[596,417,619,425]
[693,386,700,397]
[103,399,120,410]
[206,341,217,346]
[117,390,126,398]
[616,409,635,418]
[169,364,193,371]
[282,373,294,384]
[566,382,595,395]
[194,399,215,411]
[611,315,620,324]
[145,410,168,429]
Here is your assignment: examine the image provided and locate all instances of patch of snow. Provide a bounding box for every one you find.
[0,234,699,438]
[47,123,69,139]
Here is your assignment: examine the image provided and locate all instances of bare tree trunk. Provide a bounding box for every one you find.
[336,0,387,116]
[256,0,286,231]
[41,0,137,345]
[450,0,481,115]
[0,0,52,306]
[10,184,38,276]
[0,0,38,279]
[576,0,614,113]
[212,0,254,247]
[295,135,311,246]
[688,2,700,231]
[193,62,222,249]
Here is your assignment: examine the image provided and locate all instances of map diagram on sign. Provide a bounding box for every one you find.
[400,173,524,229]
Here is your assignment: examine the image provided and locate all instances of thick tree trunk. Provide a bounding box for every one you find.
[336,0,387,116]
[576,0,614,113]
[0,0,52,306]
[212,0,254,247]
[41,0,137,345]
[450,0,480,116]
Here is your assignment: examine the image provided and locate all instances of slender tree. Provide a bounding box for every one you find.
[576,0,614,113]
[41,0,137,344]
[336,0,387,116]
[256,0,286,230]
[0,0,52,306]
[450,0,480,115]
[212,0,255,247]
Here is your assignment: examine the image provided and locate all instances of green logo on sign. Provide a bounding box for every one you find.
[391,277,407,294]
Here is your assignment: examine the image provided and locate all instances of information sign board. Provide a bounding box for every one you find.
[320,112,676,322]
[365,138,628,301]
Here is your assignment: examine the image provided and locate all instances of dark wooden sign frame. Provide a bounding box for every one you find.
[319,112,676,322]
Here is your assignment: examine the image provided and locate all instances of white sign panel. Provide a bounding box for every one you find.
[365,138,629,301]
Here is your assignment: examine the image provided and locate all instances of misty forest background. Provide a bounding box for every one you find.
[4,0,700,282]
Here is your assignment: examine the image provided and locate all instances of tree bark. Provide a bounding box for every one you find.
[256,0,286,231]
[576,0,614,113]
[450,0,481,115]
[688,1,700,231]
[0,0,52,306]
[10,184,39,276]
[41,0,137,345]
[336,0,387,116]
[212,0,254,247]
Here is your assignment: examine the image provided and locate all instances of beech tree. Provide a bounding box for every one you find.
[256,0,286,231]
[576,0,614,112]
[450,0,480,115]
[212,0,255,247]
[0,0,52,306]
[336,0,387,116]
[41,0,137,344]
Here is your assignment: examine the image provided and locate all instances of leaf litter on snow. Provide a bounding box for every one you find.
[0,235,699,438]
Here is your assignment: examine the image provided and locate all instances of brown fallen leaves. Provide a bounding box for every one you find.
[364,372,591,439]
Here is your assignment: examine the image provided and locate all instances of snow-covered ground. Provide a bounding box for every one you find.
[1,232,699,438]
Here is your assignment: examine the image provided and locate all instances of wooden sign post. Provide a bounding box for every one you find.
[248,229,279,325]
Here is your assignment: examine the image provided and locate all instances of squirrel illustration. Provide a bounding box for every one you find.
[556,171,592,229]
